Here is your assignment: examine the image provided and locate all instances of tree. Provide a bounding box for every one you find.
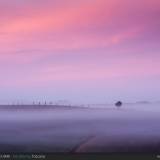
[115,101,122,108]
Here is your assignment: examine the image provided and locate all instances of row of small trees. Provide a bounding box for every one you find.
[10,101,123,108]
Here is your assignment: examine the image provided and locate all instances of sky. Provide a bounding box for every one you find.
[0,0,160,104]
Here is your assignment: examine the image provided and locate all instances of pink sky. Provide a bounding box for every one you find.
[0,0,160,104]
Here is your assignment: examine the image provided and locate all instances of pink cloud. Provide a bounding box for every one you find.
[0,0,160,103]
[1,0,159,54]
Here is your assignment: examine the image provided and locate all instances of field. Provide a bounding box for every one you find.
[0,104,160,153]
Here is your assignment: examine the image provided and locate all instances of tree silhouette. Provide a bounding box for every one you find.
[115,101,122,108]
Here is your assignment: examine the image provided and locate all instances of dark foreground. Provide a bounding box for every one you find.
[0,104,160,153]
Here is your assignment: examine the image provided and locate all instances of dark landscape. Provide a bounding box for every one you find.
[0,104,160,153]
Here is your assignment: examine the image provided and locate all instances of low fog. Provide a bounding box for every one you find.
[0,103,160,153]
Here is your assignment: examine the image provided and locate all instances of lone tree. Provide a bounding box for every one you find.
[115,101,122,108]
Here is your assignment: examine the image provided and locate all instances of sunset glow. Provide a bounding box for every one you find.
[0,0,160,103]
